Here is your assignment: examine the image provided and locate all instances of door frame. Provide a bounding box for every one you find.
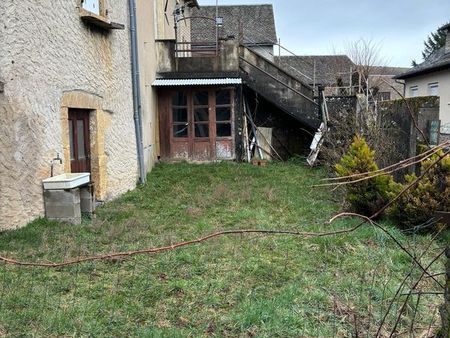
[68,108,91,173]
[60,90,108,200]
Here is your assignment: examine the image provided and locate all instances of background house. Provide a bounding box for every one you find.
[276,55,407,102]
[192,4,278,61]
[396,23,450,140]
[275,55,355,96]
[367,66,409,102]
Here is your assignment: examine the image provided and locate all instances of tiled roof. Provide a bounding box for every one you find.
[275,55,355,86]
[368,66,410,76]
[396,47,450,79]
[191,5,277,45]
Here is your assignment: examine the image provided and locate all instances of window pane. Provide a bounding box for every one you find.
[173,124,188,138]
[173,108,188,122]
[172,92,187,106]
[216,123,231,137]
[82,0,100,15]
[77,120,86,159]
[193,91,208,106]
[216,90,230,105]
[428,83,439,96]
[69,120,74,160]
[195,124,209,137]
[194,108,209,122]
[216,107,231,121]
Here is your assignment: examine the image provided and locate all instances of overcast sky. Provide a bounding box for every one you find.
[199,0,450,67]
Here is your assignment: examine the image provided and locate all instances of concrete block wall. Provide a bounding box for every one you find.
[44,189,82,225]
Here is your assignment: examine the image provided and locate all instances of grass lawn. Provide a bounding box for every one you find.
[0,162,446,337]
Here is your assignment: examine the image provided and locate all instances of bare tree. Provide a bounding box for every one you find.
[345,38,387,94]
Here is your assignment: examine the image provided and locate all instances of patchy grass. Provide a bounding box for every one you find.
[0,162,445,337]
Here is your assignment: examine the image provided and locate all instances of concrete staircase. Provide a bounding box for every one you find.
[239,46,320,129]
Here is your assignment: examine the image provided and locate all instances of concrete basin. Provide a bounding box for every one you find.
[43,173,90,190]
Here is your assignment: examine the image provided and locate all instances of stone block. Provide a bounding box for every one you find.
[45,204,81,218]
[44,189,80,205]
[80,186,95,214]
[44,189,82,224]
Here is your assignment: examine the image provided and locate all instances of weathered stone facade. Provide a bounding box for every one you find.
[0,1,139,230]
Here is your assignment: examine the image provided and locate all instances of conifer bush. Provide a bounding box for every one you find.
[389,151,450,230]
[335,135,392,216]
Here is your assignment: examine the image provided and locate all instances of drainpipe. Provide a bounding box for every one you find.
[395,79,406,97]
[128,0,146,184]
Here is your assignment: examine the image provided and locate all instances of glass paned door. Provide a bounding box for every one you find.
[167,89,234,161]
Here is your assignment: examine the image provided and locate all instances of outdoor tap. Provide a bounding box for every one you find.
[53,153,63,164]
[50,153,63,177]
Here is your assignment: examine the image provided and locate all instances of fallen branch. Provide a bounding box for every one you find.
[0,227,363,268]
[317,141,449,187]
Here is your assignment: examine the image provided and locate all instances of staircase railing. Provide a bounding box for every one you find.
[239,46,317,105]
[239,45,320,129]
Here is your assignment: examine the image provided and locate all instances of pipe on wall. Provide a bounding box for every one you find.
[128,0,146,184]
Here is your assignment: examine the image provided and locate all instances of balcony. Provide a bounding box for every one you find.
[156,38,240,78]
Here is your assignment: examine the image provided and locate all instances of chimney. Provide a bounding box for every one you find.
[445,23,450,54]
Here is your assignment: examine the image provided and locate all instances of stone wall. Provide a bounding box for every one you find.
[0,0,139,230]
[379,97,440,155]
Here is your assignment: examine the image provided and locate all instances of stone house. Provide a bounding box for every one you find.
[1,1,320,230]
[153,4,319,162]
[366,66,409,102]
[191,4,278,61]
[396,23,450,140]
[275,55,408,102]
[0,0,198,231]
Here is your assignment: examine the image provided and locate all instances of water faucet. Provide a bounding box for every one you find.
[50,153,63,177]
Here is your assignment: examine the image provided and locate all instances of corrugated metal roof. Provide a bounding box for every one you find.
[152,78,242,86]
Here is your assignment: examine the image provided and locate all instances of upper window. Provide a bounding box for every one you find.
[81,0,101,16]
[410,86,419,97]
[428,82,439,96]
[79,0,124,30]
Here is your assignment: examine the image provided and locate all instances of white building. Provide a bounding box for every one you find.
[396,23,450,139]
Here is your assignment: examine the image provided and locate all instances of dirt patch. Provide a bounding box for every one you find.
[0,324,6,337]
[186,207,203,218]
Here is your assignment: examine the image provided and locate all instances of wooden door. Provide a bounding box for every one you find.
[68,109,91,173]
[160,88,235,161]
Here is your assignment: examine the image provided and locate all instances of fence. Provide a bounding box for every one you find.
[175,16,218,57]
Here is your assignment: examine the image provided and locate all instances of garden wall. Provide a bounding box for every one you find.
[378,96,440,171]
